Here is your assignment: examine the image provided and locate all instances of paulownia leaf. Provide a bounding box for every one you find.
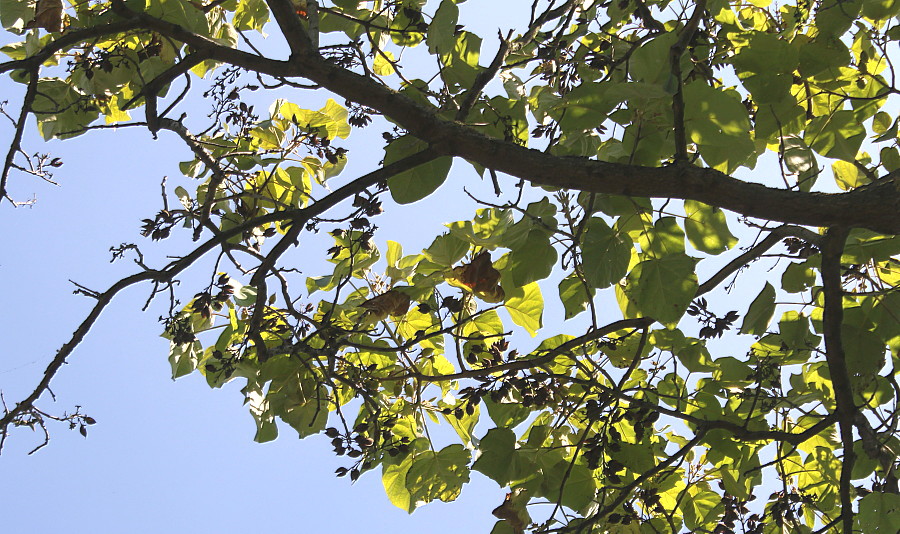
[558,273,594,320]
[623,253,699,327]
[503,279,544,336]
[405,444,471,505]
[684,200,737,255]
[740,282,777,335]
[386,136,453,204]
[855,493,900,532]
[580,217,631,289]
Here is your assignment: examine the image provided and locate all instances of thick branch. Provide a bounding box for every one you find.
[669,0,706,162]
[75,7,900,234]
[286,54,900,234]
[821,226,855,534]
[264,0,315,56]
[0,20,143,74]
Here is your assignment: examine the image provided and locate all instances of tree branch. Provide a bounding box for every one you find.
[0,68,38,204]
[697,225,821,296]
[670,0,706,162]
[821,226,856,534]
[83,5,900,234]
[0,148,439,444]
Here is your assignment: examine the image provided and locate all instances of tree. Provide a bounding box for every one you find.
[1,0,900,531]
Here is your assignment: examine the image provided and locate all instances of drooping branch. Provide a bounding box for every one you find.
[0,68,38,204]
[0,19,144,75]
[0,147,441,446]
[696,225,822,296]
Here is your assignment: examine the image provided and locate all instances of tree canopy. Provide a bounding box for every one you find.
[2,0,900,532]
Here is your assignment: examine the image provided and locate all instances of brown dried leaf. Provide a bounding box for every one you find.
[25,0,63,32]
[450,251,504,302]
[359,289,410,321]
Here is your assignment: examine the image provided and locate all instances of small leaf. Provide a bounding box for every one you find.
[684,200,738,255]
[740,282,777,335]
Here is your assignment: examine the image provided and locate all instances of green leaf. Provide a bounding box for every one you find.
[440,31,481,87]
[383,451,417,513]
[882,146,900,172]
[740,282,777,335]
[507,230,557,286]
[32,79,100,140]
[873,111,893,134]
[781,134,819,192]
[0,0,32,31]
[732,33,798,104]
[373,51,396,76]
[558,273,594,320]
[782,260,818,293]
[448,208,514,247]
[552,81,619,131]
[503,280,544,336]
[805,110,866,162]
[798,36,851,77]
[623,253,699,326]
[862,0,900,19]
[423,232,469,266]
[601,328,652,368]
[233,0,269,31]
[441,401,480,446]
[629,32,679,85]
[651,328,715,372]
[815,0,862,36]
[385,136,452,204]
[386,240,403,267]
[683,83,755,173]
[405,444,471,504]
[542,459,596,511]
[268,382,328,438]
[832,160,870,190]
[581,217,632,288]
[473,428,528,486]
[484,397,532,428]
[683,200,737,255]
[842,322,886,376]
[682,486,724,531]
[426,0,459,55]
[168,340,201,379]
[145,0,209,35]
[856,493,900,532]
[245,387,278,443]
